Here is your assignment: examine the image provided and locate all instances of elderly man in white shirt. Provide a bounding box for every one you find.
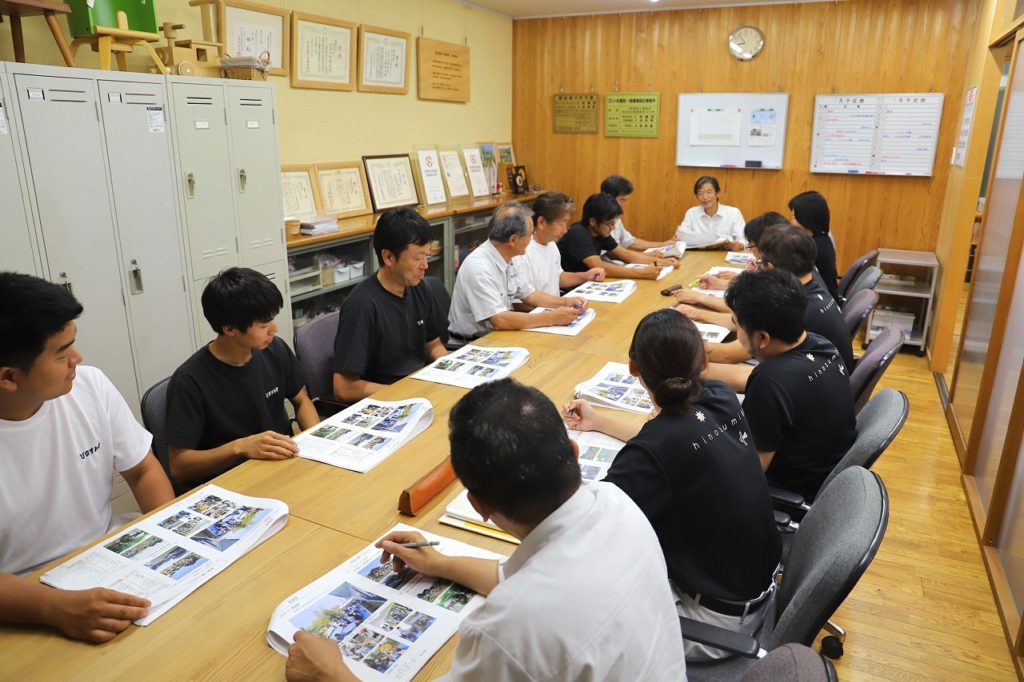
[675,175,746,249]
[286,378,688,682]
[447,201,588,342]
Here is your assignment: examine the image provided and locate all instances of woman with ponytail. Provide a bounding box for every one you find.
[564,309,781,660]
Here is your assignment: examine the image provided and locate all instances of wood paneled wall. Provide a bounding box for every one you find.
[512,0,978,271]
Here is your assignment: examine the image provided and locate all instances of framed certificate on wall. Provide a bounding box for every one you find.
[362,154,420,211]
[222,0,291,76]
[280,164,320,219]
[357,25,411,95]
[411,147,449,206]
[290,12,356,90]
[314,162,373,219]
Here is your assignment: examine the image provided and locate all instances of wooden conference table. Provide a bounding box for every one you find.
[2,251,727,680]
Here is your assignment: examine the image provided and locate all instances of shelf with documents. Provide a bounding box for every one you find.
[865,248,938,355]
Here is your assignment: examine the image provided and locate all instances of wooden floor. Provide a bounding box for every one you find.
[818,348,1016,680]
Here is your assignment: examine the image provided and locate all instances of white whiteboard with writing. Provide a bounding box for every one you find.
[810,93,945,176]
[676,93,788,170]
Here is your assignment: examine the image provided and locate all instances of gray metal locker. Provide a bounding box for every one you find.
[13,71,139,405]
[170,81,236,281]
[97,78,194,393]
[227,83,284,266]
[0,67,42,275]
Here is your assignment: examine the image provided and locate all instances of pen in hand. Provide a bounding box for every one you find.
[398,540,441,548]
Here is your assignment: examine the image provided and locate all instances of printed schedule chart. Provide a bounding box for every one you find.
[811,93,944,176]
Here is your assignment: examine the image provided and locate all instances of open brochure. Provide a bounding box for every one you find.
[626,262,674,280]
[412,345,529,389]
[575,361,654,414]
[440,428,629,545]
[297,399,433,473]
[566,279,637,303]
[726,251,755,265]
[677,233,729,249]
[267,525,504,681]
[525,306,596,336]
[695,322,731,344]
[643,241,687,259]
[41,485,287,625]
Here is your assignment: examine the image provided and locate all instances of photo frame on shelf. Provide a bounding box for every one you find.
[290,12,356,90]
[411,147,449,206]
[496,142,516,165]
[505,165,529,195]
[362,154,420,212]
[477,141,499,193]
[357,25,411,95]
[221,0,291,76]
[280,164,321,219]
[461,144,491,198]
[437,145,470,199]
[314,161,373,219]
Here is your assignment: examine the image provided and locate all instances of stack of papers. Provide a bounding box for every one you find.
[644,241,687,259]
[412,345,529,388]
[300,215,339,235]
[575,361,654,414]
[566,279,636,303]
[524,306,596,336]
[297,398,433,473]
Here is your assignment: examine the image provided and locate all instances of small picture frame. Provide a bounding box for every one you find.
[221,0,291,76]
[477,141,499,193]
[506,165,529,195]
[362,154,420,212]
[290,12,356,91]
[314,162,373,219]
[461,144,491,198]
[437,146,470,199]
[411,147,449,206]
[357,25,411,95]
[496,142,516,165]
[280,164,321,219]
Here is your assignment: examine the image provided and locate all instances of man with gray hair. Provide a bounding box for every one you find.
[448,201,588,342]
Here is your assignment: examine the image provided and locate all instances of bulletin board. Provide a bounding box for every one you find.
[675,93,789,170]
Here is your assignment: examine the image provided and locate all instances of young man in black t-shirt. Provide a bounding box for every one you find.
[166,268,318,491]
[332,208,448,403]
[707,269,856,501]
[557,193,670,280]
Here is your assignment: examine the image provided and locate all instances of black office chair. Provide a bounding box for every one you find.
[842,288,878,340]
[680,467,889,678]
[836,249,878,307]
[141,376,188,496]
[739,643,837,681]
[850,328,905,413]
[293,310,346,418]
[424,275,454,349]
[842,265,882,305]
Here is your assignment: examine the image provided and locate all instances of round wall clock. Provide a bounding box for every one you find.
[729,25,765,61]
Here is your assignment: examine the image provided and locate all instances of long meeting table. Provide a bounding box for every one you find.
[1,250,726,680]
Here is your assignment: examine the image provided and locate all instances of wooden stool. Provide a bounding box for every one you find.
[68,8,168,73]
[0,0,76,66]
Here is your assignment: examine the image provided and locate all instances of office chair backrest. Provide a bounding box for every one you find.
[424,275,451,346]
[843,288,878,339]
[770,467,888,648]
[842,265,882,304]
[850,328,905,413]
[837,249,878,305]
[141,376,188,495]
[739,643,837,682]
[819,389,908,493]
[293,310,340,402]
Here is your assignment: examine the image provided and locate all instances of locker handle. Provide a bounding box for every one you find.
[185,171,196,199]
[238,168,247,193]
[129,259,144,295]
[57,271,73,296]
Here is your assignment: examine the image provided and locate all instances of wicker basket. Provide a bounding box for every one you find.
[221,52,270,81]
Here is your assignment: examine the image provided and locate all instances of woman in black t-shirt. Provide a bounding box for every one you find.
[565,309,781,660]
[788,190,839,299]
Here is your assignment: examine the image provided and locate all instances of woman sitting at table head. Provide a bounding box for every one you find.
[675,175,746,250]
[564,308,781,661]
[788,190,839,299]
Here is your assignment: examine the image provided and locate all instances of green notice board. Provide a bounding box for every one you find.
[605,92,661,138]
[553,94,600,133]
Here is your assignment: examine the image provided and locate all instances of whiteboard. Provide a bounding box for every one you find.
[810,93,945,176]
[675,93,788,170]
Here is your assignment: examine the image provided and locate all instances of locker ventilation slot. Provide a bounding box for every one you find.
[186,96,214,106]
[47,88,88,103]
[238,98,263,107]
[124,92,159,106]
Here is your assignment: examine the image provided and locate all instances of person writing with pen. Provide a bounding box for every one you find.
[286,378,687,681]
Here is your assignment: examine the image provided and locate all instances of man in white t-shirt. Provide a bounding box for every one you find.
[286,379,687,682]
[516,191,605,296]
[0,272,174,642]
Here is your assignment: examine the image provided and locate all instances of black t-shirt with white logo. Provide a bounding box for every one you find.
[744,333,856,501]
[804,277,854,371]
[603,380,782,601]
[558,222,618,273]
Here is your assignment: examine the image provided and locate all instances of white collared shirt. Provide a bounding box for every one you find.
[675,203,746,245]
[448,239,535,339]
[611,218,637,248]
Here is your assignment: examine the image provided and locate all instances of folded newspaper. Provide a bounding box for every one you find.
[41,485,288,625]
[412,345,529,388]
[297,398,433,473]
[566,279,636,303]
[575,361,654,414]
[267,525,504,681]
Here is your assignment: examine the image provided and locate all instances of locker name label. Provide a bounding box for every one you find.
[195,120,210,129]
[147,106,165,133]
[247,121,259,129]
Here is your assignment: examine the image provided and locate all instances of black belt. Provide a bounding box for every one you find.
[688,592,768,617]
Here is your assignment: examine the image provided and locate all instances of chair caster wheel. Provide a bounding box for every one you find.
[821,635,844,659]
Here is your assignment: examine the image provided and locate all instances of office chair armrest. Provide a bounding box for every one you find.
[769,484,807,512]
[678,617,763,658]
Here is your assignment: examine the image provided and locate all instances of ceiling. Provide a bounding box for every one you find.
[468,0,833,20]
